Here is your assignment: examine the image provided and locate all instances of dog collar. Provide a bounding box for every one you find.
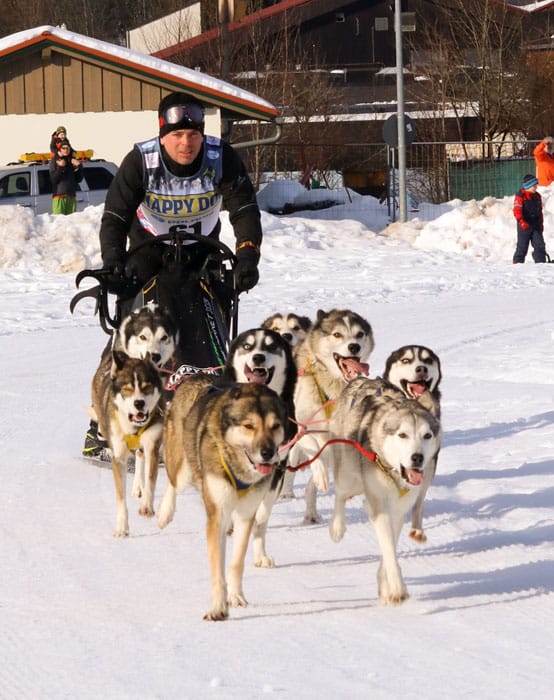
[374,453,410,497]
[217,445,254,496]
[116,413,154,451]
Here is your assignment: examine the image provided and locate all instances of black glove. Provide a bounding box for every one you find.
[234,245,259,292]
[101,263,129,295]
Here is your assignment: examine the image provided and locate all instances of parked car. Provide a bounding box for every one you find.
[0,159,118,214]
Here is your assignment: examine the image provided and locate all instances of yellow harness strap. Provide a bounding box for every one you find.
[308,357,335,419]
[217,445,253,497]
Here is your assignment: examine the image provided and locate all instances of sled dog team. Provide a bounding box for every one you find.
[90,304,442,620]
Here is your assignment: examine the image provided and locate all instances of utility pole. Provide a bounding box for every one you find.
[394,0,407,223]
[218,0,232,80]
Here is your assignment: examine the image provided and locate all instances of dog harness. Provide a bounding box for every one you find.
[217,445,256,496]
[116,410,159,451]
[298,357,336,419]
[287,437,410,497]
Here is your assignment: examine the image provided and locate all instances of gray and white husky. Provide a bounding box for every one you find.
[383,344,442,541]
[329,376,442,605]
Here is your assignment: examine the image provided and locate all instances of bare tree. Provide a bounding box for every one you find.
[409,0,526,151]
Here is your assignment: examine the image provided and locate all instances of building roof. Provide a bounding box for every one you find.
[0,25,278,121]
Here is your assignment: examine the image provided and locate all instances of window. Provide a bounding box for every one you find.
[38,169,53,195]
[0,172,31,198]
[83,166,115,190]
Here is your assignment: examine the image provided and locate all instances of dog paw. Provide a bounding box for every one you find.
[329,518,345,542]
[157,512,172,529]
[254,555,275,568]
[228,592,248,608]
[203,607,229,621]
[113,529,129,538]
[311,463,329,492]
[409,528,427,543]
[138,504,155,517]
[381,591,410,606]
[303,513,322,525]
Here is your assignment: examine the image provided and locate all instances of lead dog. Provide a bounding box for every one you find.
[225,328,297,567]
[329,377,442,605]
[158,380,287,620]
[288,308,374,522]
[90,350,164,536]
[383,344,442,541]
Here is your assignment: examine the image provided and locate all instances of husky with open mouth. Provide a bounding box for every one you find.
[224,328,297,567]
[288,308,374,522]
[158,381,287,620]
[90,350,164,537]
[328,376,442,606]
[383,344,442,541]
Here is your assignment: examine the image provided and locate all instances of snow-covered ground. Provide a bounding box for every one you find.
[1,184,554,699]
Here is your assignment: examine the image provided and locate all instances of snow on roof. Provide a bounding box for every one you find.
[0,25,278,120]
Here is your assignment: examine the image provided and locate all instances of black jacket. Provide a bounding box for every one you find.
[49,155,83,197]
[100,139,262,278]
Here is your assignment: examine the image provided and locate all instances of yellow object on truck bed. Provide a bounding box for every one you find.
[19,149,95,162]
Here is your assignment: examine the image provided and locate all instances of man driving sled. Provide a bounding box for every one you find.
[83,91,263,458]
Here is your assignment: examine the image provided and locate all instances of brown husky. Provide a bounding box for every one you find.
[90,350,163,537]
[158,378,287,621]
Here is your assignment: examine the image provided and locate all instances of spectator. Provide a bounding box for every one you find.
[49,126,73,156]
[513,174,546,264]
[49,140,83,215]
[533,136,554,186]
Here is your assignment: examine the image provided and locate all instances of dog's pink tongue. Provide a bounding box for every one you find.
[255,463,274,475]
[339,357,370,380]
[408,382,426,397]
[243,364,267,385]
[406,468,424,485]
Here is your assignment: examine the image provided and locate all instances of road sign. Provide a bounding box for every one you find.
[383,114,416,148]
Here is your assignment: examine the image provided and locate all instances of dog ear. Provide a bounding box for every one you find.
[297,315,312,331]
[229,385,243,400]
[112,349,129,369]
[315,309,327,323]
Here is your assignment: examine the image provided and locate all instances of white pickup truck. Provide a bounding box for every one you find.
[0,158,118,214]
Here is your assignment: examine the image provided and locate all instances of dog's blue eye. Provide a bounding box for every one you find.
[243,343,252,350]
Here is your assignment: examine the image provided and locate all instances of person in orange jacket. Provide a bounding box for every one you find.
[533,136,554,186]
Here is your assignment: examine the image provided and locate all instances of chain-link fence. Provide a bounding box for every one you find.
[256,139,539,223]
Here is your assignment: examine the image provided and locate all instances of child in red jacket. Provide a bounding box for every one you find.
[513,174,546,263]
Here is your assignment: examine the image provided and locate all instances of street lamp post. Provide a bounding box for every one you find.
[395,0,407,223]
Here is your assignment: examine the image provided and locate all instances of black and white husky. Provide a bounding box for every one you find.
[224,327,297,567]
[113,303,178,369]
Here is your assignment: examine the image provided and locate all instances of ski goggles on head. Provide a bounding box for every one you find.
[160,104,205,130]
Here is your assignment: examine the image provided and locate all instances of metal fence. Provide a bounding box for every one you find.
[262,139,539,223]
